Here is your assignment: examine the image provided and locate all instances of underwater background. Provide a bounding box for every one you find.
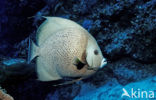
[0,0,156,100]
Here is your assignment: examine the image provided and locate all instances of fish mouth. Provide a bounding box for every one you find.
[100,58,107,68]
[87,58,107,71]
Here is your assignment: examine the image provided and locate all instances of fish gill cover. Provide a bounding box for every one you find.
[0,0,156,100]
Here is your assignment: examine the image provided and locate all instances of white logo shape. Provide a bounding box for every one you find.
[122,88,130,98]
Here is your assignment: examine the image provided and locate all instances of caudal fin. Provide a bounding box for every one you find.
[27,37,39,64]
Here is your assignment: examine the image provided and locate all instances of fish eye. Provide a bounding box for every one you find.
[94,50,98,55]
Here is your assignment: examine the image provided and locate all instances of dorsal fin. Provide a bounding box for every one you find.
[36,17,84,46]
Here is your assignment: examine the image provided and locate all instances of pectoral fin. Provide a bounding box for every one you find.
[73,57,86,70]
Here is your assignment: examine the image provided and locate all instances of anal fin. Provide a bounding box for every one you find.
[53,77,83,86]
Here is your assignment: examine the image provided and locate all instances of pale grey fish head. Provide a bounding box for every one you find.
[86,43,107,69]
[91,51,107,69]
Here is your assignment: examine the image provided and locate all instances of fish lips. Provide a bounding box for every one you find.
[100,58,107,68]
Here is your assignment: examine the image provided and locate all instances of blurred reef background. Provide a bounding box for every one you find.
[0,0,156,100]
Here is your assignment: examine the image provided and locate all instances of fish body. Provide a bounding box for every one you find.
[29,17,107,81]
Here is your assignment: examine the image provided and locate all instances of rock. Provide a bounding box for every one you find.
[74,76,156,100]
[152,76,156,82]
[97,0,156,63]
[46,84,80,100]
[13,37,29,59]
[103,30,134,60]
[82,19,93,31]
[0,0,46,56]
[109,58,156,85]
[74,79,122,100]
[72,0,97,15]
[2,58,26,66]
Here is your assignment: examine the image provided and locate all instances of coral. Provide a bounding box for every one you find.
[0,87,14,100]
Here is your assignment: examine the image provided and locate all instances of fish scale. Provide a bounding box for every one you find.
[38,28,88,79]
